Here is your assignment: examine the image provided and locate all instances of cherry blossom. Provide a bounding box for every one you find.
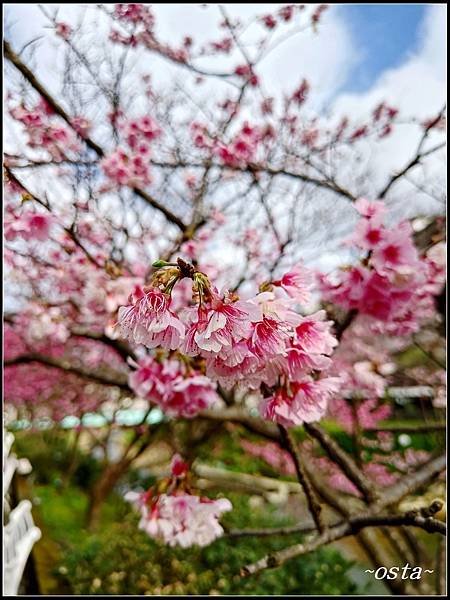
[10,101,79,159]
[272,264,313,303]
[260,377,341,427]
[4,5,445,564]
[114,259,341,425]
[125,455,231,548]
[371,222,420,277]
[117,287,185,350]
[321,200,440,335]
[55,22,72,39]
[128,355,219,417]
[183,293,254,356]
[126,492,232,548]
[354,197,387,222]
[5,212,53,242]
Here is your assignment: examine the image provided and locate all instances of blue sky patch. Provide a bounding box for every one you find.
[339,4,427,92]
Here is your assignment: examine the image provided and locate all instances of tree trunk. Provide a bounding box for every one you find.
[85,460,130,530]
[62,428,81,489]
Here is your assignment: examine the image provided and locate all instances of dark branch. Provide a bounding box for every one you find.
[5,354,130,391]
[4,39,187,231]
[278,425,325,533]
[304,422,378,503]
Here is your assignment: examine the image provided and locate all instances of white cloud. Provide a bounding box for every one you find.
[254,5,357,110]
[333,5,446,117]
[4,4,356,106]
[330,4,446,217]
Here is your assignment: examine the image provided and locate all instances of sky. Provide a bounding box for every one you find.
[4,4,444,99]
[337,4,428,93]
[4,3,447,276]
[5,4,445,202]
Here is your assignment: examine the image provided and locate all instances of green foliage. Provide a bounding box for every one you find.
[34,483,129,547]
[15,428,364,595]
[326,430,357,455]
[395,345,437,369]
[28,468,360,595]
[13,429,101,490]
[35,484,88,546]
[55,494,358,595]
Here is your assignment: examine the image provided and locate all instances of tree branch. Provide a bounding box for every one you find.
[4,166,103,268]
[5,353,130,391]
[231,505,445,540]
[304,422,378,503]
[4,39,187,231]
[241,501,445,576]
[378,105,446,199]
[70,328,136,363]
[278,425,325,533]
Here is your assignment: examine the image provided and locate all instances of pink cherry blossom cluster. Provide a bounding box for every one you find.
[4,315,128,423]
[191,121,274,166]
[16,305,70,345]
[4,325,28,362]
[126,492,232,548]
[372,102,398,138]
[260,376,341,427]
[5,211,54,242]
[110,7,190,64]
[216,122,275,166]
[321,198,442,334]
[117,285,185,350]
[325,318,403,432]
[114,3,154,27]
[101,148,152,188]
[421,241,446,297]
[184,297,340,425]
[311,4,328,25]
[71,116,92,138]
[125,455,232,548]
[129,355,220,418]
[101,115,161,188]
[10,101,79,160]
[291,78,310,105]
[208,36,233,54]
[319,101,399,145]
[4,362,106,422]
[120,115,161,150]
[240,439,295,476]
[260,5,310,30]
[310,454,398,497]
[139,34,190,64]
[234,64,259,86]
[55,22,72,39]
[215,124,261,166]
[328,397,392,434]
[116,260,340,427]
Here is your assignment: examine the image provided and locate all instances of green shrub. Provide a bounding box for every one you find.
[12,429,102,490]
[55,494,359,595]
[15,429,362,595]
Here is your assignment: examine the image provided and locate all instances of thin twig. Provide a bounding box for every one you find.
[278,425,325,533]
[304,422,378,503]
